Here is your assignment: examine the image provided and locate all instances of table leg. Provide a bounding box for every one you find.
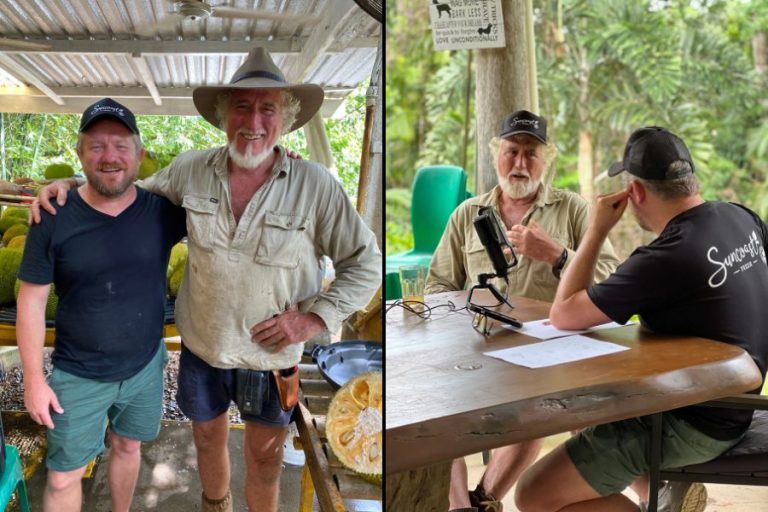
[385,460,451,511]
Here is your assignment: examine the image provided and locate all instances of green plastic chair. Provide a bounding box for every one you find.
[0,445,30,512]
[386,165,468,300]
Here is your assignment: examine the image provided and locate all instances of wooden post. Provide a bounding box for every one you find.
[475,0,538,195]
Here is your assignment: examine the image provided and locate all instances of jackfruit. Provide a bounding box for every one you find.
[2,224,28,246]
[168,263,184,297]
[14,279,58,320]
[0,248,23,305]
[1,207,29,220]
[44,163,75,180]
[326,371,382,484]
[6,236,25,250]
[0,216,25,234]
[167,242,188,277]
[138,152,160,179]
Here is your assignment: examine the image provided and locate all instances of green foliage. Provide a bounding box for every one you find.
[385,188,413,255]
[323,85,369,201]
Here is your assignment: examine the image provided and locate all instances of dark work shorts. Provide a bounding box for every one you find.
[176,343,293,427]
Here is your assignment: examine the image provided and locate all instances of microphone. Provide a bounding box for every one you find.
[473,206,517,279]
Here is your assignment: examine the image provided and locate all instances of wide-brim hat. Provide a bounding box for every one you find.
[192,47,324,133]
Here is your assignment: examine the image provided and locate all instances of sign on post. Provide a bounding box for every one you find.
[429,0,506,51]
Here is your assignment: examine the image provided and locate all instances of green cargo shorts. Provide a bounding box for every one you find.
[46,342,168,472]
[565,413,742,496]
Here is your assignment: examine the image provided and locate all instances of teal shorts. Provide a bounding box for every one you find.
[566,413,742,496]
[46,342,168,472]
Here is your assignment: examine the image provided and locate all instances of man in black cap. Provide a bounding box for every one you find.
[426,109,619,512]
[514,127,768,512]
[17,98,186,512]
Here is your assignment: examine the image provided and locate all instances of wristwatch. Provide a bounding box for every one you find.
[552,248,568,279]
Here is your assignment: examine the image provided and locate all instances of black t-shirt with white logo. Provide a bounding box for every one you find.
[588,201,768,440]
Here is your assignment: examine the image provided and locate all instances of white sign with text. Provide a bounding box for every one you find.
[429,0,506,50]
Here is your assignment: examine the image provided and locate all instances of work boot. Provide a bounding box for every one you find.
[469,485,503,512]
[202,490,233,512]
[657,481,707,512]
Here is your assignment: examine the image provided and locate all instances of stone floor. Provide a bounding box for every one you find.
[465,433,768,511]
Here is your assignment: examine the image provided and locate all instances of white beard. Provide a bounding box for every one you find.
[498,174,541,199]
[228,141,273,169]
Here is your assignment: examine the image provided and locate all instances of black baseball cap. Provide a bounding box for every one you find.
[79,98,139,135]
[607,127,694,180]
[499,109,547,144]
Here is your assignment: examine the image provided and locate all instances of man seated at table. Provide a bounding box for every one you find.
[514,127,768,512]
[425,109,619,512]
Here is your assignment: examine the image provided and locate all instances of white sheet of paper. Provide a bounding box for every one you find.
[507,319,637,340]
[483,335,630,368]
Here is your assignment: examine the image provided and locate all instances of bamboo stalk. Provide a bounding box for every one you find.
[0,194,33,202]
[0,200,30,208]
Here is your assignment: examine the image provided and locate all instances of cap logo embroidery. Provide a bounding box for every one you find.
[510,117,539,130]
[90,105,125,117]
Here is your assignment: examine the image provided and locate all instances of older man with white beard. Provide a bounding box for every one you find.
[425,109,619,512]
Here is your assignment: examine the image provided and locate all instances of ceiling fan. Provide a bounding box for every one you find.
[140,0,321,34]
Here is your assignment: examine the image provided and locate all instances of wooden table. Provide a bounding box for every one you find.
[385,290,763,510]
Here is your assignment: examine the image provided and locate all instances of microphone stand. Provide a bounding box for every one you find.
[466,272,515,310]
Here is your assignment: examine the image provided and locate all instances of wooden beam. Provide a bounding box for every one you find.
[0,37,378,56]
[131,53,162,106]
[0,53,64,105]
[286,0,357,83]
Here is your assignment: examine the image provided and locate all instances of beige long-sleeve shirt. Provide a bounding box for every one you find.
[142,146,381,370]
[425,185,619,301]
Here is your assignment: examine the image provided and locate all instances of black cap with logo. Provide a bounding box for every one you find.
[499,109,547,145]
[79,98,140,135]
[608,127,694,180]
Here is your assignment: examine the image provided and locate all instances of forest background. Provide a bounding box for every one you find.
[387,0,768,259]
[0,85,367,202]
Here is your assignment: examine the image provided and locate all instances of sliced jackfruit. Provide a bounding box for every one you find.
[326,371,382,484]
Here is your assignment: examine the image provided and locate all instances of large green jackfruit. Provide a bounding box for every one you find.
[2,224,28,246]
[44,163,75,180]
[138,152,160,179]
[167,242,188,277]
[6,236,25,250]
[0,216,25,234]
[0,248,23,305]
[1,207,29,220]
[168,263,184,297]
[326,372,382,485]
[14,279,58,320]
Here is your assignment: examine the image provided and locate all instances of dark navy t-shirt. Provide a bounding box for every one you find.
[19,187,186,382]
[588,201,768,440]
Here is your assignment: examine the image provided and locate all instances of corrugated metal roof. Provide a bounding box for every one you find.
[0,0,381,117]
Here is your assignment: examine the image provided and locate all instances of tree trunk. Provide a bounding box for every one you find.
[475,0,538,195]
[753,31,767,74]
[576,47,594,202]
